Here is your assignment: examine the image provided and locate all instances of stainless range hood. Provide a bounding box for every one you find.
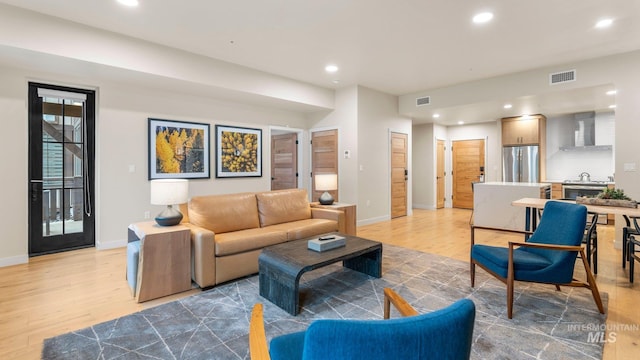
[560,111,613,151]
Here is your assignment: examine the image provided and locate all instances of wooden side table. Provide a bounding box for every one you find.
[128,221,192,302]
[311,202,357,235]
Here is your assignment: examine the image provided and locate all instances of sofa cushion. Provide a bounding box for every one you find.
[188,192,260,234]
[266,219,339,241]
[214,227,287,256]
[256,189,312,227]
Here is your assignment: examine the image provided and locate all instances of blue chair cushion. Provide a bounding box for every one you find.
[126,240,141,295]
[471,244,551,278]
[269,298,475,360]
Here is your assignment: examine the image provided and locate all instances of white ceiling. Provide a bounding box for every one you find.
[1,0,638,123]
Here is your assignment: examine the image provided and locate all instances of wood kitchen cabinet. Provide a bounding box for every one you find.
[502,114,546,146]
[551,183,563,199]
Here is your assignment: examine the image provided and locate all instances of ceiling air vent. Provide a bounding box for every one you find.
[549,69,576,85]
[416,96,431,106]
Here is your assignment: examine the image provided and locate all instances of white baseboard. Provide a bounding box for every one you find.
[97,239,127,250]
[413,204,436,210]
[357,215,391,226]
[0,254,28,268]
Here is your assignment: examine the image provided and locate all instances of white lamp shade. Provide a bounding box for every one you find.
[150,179,189,205]
[315,173,338,191]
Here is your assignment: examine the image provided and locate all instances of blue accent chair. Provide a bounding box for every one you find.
[250,288,476,360]
[470,200,605,318]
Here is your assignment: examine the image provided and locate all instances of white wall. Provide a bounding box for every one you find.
[306,86,359,205]
[357,86,412,224]
[545,112,615,181]
[412,123,435,209]
[1,67,29,265]
[0,65,312,265]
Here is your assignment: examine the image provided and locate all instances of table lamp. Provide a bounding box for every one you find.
[150,179,189,226]
[315,173,338,205]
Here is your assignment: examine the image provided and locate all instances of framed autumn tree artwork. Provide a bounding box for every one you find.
[148,118,210,179]
[215,125,262,178]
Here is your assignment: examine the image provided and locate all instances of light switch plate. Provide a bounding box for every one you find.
[624,163,636,172]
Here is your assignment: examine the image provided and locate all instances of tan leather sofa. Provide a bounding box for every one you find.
[180,188,345,288]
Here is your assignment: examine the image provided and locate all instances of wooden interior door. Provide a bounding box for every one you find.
[311,129,338,202]
[391,132,408,218]
[452,139,485,209]
[436,139,445,209]
[270,133,297,190]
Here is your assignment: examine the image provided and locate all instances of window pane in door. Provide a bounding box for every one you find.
[41,98,85,236]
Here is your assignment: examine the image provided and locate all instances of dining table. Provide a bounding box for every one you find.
[512,197,640,280]
[512,197,640,232]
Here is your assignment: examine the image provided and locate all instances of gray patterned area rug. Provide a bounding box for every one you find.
[42,245,608,359]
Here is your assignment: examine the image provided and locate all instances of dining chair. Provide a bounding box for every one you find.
[622,215,640,270]
[583,212,599,274]
[249,288,476,360]
[470,200,605,318]
[627,217,640,283]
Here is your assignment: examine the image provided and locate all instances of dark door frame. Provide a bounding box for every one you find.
[28,82,96,256]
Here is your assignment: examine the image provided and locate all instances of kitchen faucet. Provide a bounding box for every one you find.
[579,172,591,182]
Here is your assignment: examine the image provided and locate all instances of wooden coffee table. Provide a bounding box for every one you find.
[258,233,382,315]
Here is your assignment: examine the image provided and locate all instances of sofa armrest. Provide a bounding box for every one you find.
[181,223,216,288]
[311,208,346,234]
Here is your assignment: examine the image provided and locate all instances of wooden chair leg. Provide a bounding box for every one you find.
[579,249,605,314]
[470,226,476,288]
[507,276,514,319]
[383,292,390,319]
[470,261,476,287]
[555,285,561,291]
[507,244,515,319]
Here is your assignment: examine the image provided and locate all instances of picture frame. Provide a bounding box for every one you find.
[215,125,262,178]
[148,118,210,179]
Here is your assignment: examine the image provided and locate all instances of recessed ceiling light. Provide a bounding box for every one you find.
[332,80,340,84]
[433,113,440,118]
[458,121,465,125]
[117,0,139,6]
[606,90,617,95]
[473,12,494,24]
[325,64,339,73]
[595,19,613,28]
[503,104,512,109]
[609,105,617,109]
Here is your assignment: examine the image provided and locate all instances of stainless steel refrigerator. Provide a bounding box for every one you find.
[502,145,539,182]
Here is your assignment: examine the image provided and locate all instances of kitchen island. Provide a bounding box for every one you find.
[473,182,551,231]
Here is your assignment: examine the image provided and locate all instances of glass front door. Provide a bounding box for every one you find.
[28,83,95,256]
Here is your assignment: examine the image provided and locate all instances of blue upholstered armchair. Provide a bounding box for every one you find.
[470,200,605,318]
[250,288,476,360]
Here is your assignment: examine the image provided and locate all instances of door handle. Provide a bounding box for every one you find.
[31,180,43,202]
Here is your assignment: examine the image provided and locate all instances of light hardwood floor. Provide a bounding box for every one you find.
[1,208,638,359]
